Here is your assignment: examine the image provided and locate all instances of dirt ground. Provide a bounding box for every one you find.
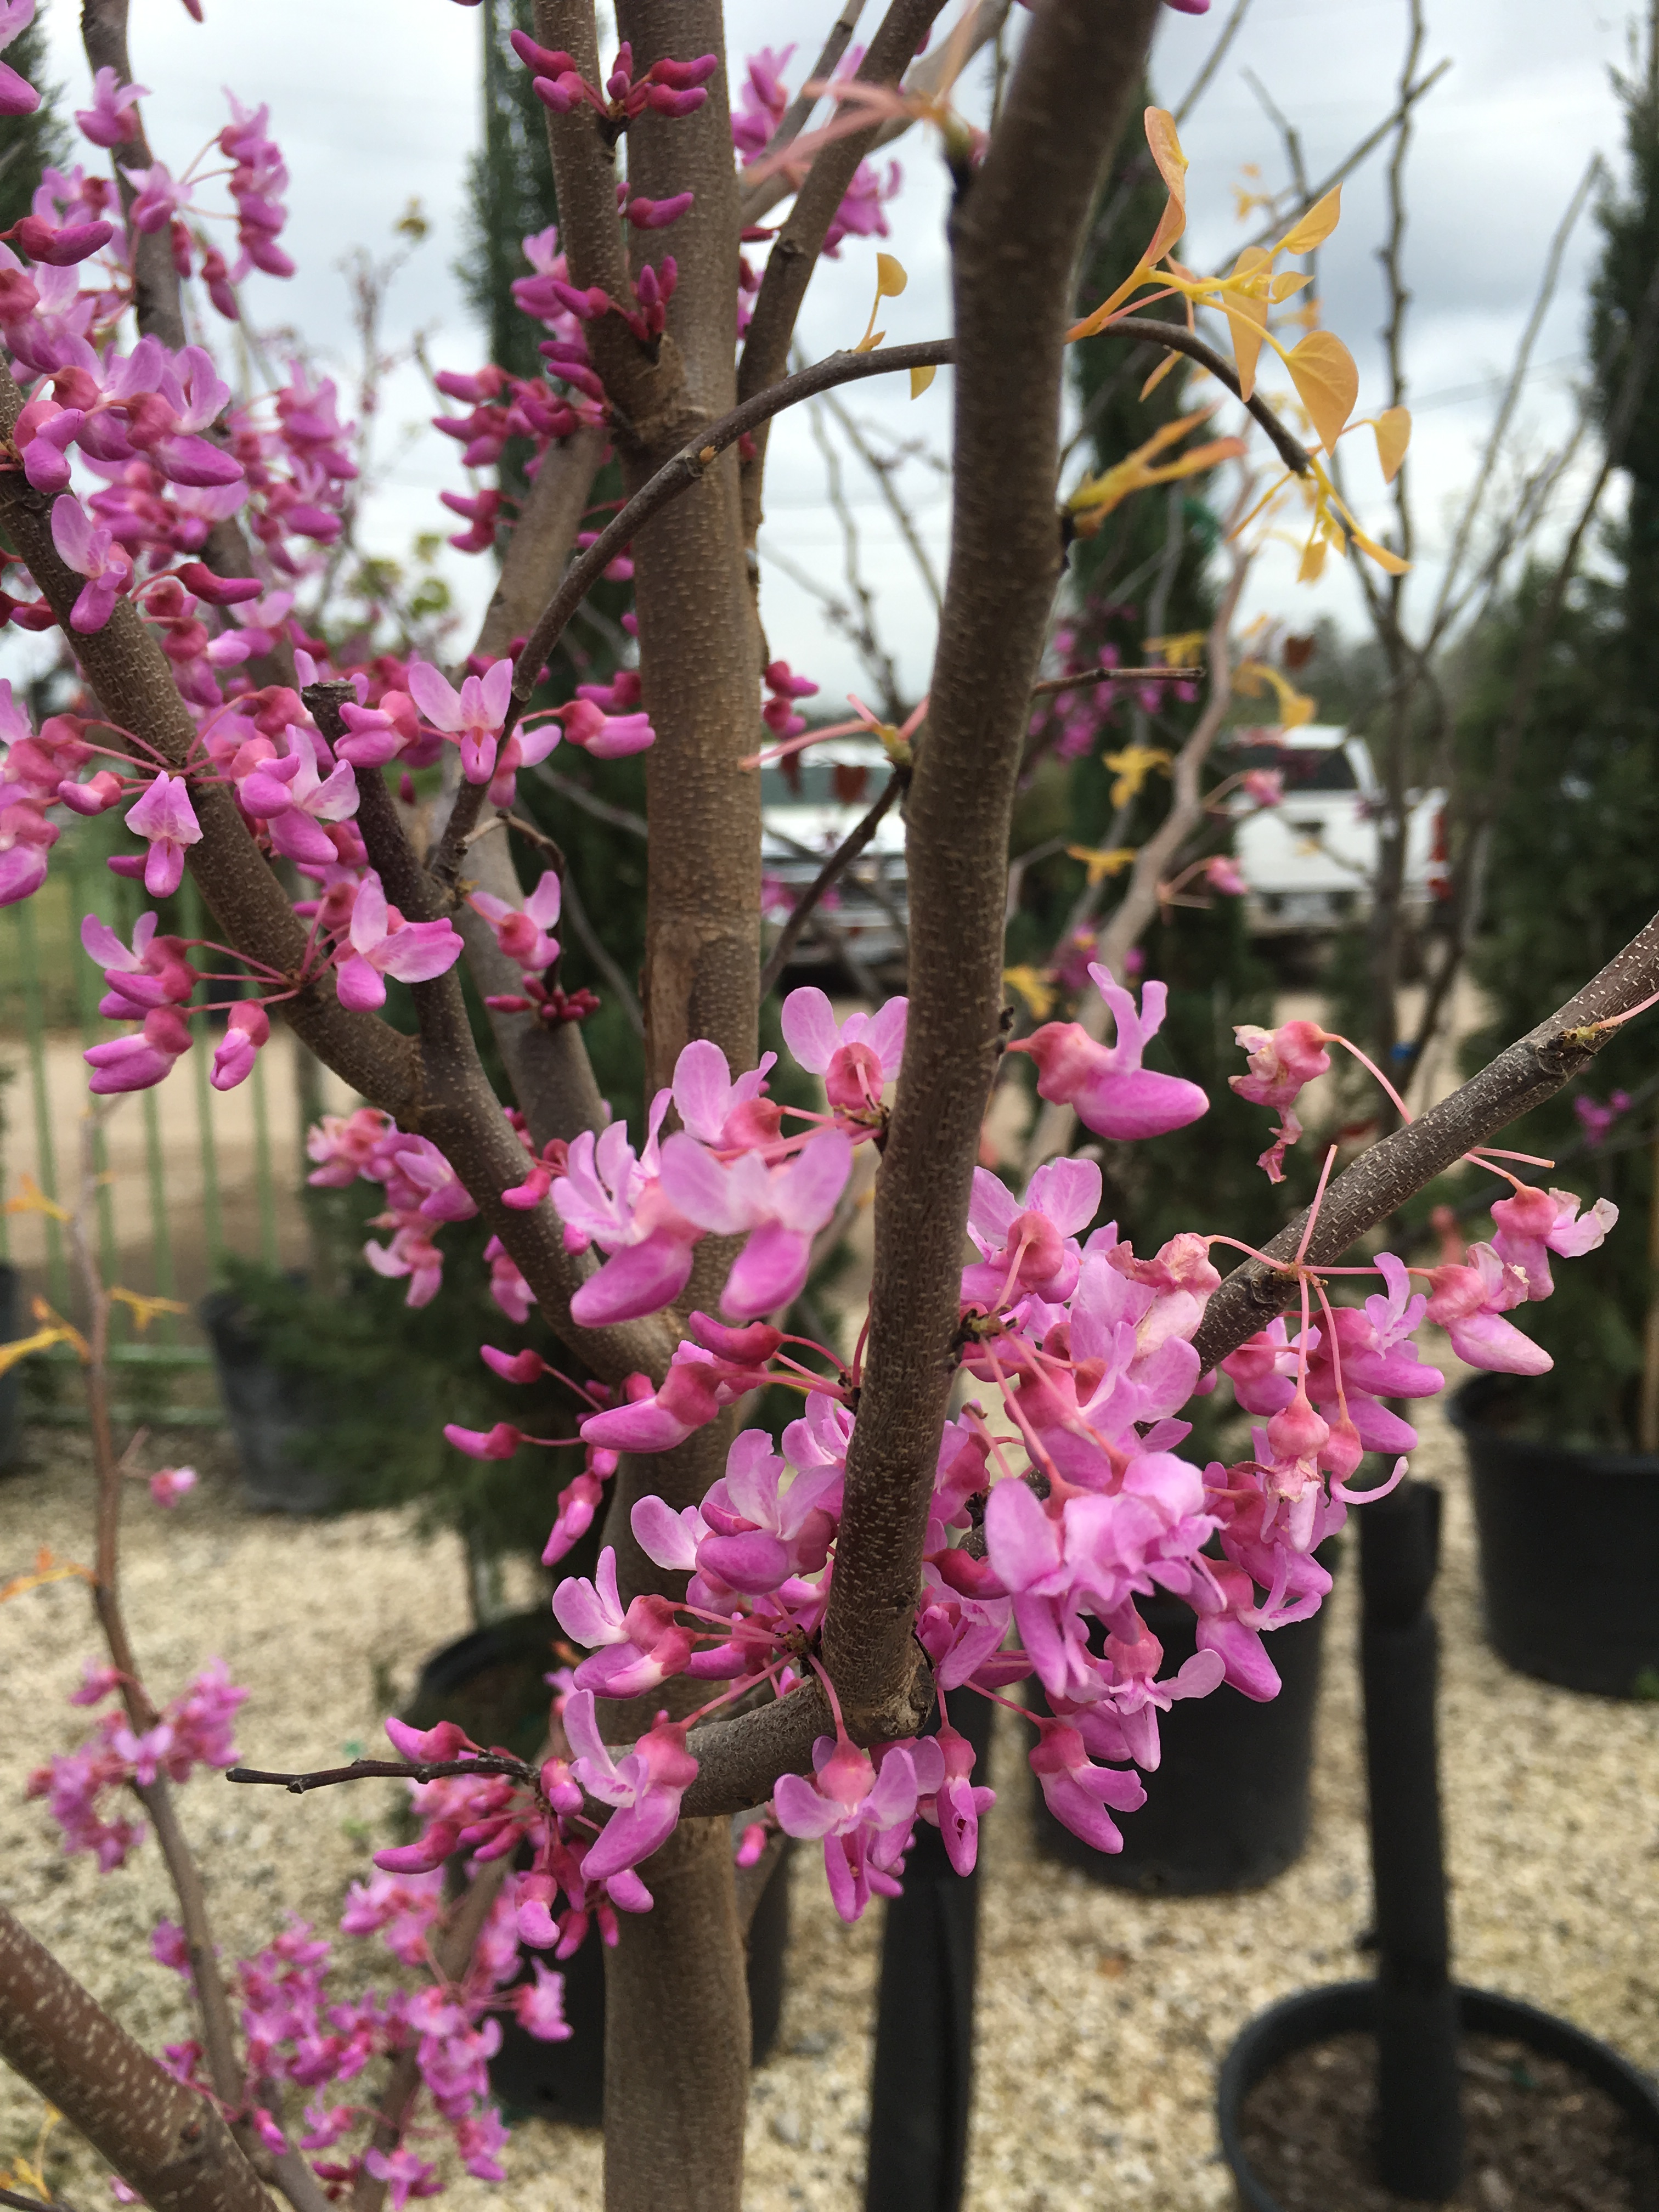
[1,1368,1655,2211]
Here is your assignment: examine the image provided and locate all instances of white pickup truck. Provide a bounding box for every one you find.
[1223,724,1446,937]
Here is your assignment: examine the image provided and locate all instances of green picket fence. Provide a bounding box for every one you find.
[1,821,310,1424]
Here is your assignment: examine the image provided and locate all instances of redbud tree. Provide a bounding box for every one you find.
[1,3,1656,2210]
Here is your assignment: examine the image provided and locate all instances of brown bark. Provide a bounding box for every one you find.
[819,0,1162,1742]
[0,1905,280,2212]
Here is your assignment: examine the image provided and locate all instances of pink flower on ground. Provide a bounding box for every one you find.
[84,1005,191,1093]
[781,987,907,1113]
[657,1127,853,1321]
[334,870,464,1011]
[1006,969,1208,1142]
[148,1464,196,1507]
[50,490,133,631]
[124,772,202,897]
[210,1002,269,1091]
[405,655,512,784]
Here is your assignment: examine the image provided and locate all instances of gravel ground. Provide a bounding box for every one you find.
[2,1376,1657,2210]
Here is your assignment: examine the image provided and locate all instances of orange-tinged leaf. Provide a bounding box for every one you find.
[1373,405,1412,484]
[1142,106,1188,263]
[1297,533,1329,583]
[1138,349,1180,402]
[909,363,936,399]
[1269,270,1312,302]
[4,1173,70,1223]
[874,252,907,299]
[1223,302,1268,404]
[1279,185,1342,256]
[1286,329,1358,453]
[1352,527,1409,575]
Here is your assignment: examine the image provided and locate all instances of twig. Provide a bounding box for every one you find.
[1173,0,1255,123]
[818,383,944,614]
[760,772,909,995]
[532,764,649,839]
[806,392,905,719]
[1190,906,1659,1372]
[0,2188,80,2212]
[1031,664,1201,698]
[1095,320,1313,478]
[226,1754,534,1796]
[750,1,869,172]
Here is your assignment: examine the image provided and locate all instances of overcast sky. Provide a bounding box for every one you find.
[22,0,1643,705]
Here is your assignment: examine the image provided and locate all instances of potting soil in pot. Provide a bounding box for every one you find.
[1239,2031,1659,2211]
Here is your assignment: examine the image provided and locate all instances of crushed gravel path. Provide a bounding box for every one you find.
[2,1384,1656,2210]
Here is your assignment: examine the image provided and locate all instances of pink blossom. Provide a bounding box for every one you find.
[553,1549,693,1700]
[581,1330,776,1454]
[0,0,40,117]
[50,491,133,632]
[921,1722,995,1876]
[469,868,561,972]
[1229,1018,1331,1113]
[1489,1183,1618,1300]
[84,1005,191,1093]
[556,695,656,760]
[210,1002,269,1091]
[510,1959,572,2041]
[670,1039,781,1150]
[1027,1717,1147,1853]
[563,1689,698,1910]
[774,1736,920,1923]
[405,656,512,784]
[75,64,146,146]
[335,871,464,1011]
[363,2146,441,2209]
[1007,969,1208,1142]
[781,987,907,1113]
[657,1127,852,1322]
[960,1155,1101,1313]
[0,797,56,904]
[148,1464,197,1507]
[1425,1243,1552,1374]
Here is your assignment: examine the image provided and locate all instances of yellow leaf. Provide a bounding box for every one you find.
[1269,269,1312,302]
[1234,661,1316,728]
[4,1173,71,1223]
[909,362,936,399]
[110,1286,188,1334]
[1351,526,1410,575]
[1003,966,1056,1021]
[0,1325,71,1379]
[1297,532,1329,583]
[874,252,907,300]
[1286,329,1358,453]
[1278,185,1342,256]
[1372,405,1412,484]
[1102,744,1172,809]
[1144,630,1207,669]
[1220,247,1271,401]
[1066,844,1137,887]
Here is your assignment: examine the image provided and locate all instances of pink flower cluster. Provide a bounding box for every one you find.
[28,1660,247,1870]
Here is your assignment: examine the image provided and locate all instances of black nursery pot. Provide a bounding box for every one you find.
[1216,1980,1659,2212]
[0,1260,21,1474]
[405,1612,791,2129]
[1029,1588,1328,1894]
[199,1288,345,1514]
[1449,1376,1659,1697]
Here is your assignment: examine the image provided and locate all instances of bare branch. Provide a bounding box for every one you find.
[227,1756,534,1794]
[1193,909,1659,1371]
[0,1906,280,2212]
[760,771,908,995]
